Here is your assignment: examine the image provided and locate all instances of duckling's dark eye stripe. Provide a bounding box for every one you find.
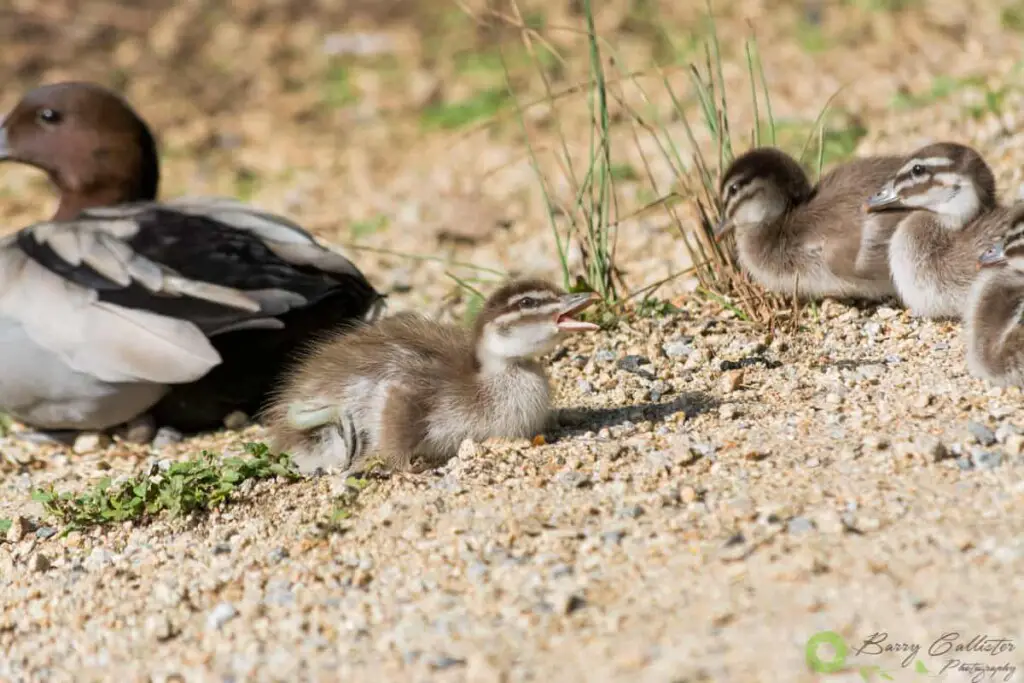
[509,291,556,305]
[724,184,763,219]
[1004,242,1024,260]
[896,157,953,175]
[493,304,561,326]
[892,176,936,193]
[1004,224,1024,247]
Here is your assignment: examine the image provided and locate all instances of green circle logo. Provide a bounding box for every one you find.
[806,631,848,673]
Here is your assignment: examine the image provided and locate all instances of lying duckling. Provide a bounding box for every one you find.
[0,81,383,438]
[864,141,1013,319]
[265,279,600,475]
[964,206,1024,386]
[716,146,909,300]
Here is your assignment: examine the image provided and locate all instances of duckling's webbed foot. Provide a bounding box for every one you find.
[287,401,342,431]
[286,400,367,475]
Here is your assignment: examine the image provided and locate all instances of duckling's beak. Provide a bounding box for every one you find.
[555,292,601,332]
[978,243,1007,269]
[864,182,902,212]
[713,213,732,238]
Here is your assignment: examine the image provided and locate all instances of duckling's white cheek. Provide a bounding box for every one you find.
[934,184,980,223]
[733,189,785,227]
[482,323,559,360]
[481,327,528,359]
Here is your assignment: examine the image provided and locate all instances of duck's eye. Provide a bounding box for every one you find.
[727,181,741,196]
[517,297,539,309]
[37,108,62,125]
[911,164,925,177]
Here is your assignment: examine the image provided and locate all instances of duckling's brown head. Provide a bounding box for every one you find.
[715,147,812,236]
[978,205,1024,273]
[0,81,159,220]
[472,279,600,367]
[864,142,996,227]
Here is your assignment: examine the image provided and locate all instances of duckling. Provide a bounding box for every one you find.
[265,279,600,475]
[0,81,384,437]
[715,147,910,300]
[864,141,1013,319]
[964,206,1024,386]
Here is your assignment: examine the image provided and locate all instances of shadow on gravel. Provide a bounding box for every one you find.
[551,392,718,440]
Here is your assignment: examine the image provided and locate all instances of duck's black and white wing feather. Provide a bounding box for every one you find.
[2,198,382,385]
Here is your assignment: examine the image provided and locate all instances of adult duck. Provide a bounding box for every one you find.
[0,81,384,440]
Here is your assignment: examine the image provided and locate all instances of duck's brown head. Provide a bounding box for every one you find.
[472,279,600,369]
[864,142,996,228]
[715,147,812,236]
[0,81,159,220]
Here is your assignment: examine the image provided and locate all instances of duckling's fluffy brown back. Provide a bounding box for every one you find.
[263,311,551,474]
[730,153,908,299]
[965,266,1024,385]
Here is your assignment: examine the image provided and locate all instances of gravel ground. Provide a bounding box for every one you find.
[2,1,1024,681]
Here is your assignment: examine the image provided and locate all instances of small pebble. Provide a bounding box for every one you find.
[617,355,651,373]
[429,655,466,671]
[815,510,845,534]
[120,418,155,444]
[719,369,744,393]
[6,516,29,543]
[618,504,644,519]
[971,450,1002,470]
[594,350,616,363]
[206,602,238,630]
[456,438,480,461]
[601,529,626,545]
[30,553,50,573]
[967,421,997,446]
[663,340,693,358]
[577,379,594,394]
[85,548,114,571]
[73,433,110,454]
[995,423,1020,443]
[1005,433,1024,456]
[35,527,56,540]
[151,427,184,449]
[913,393,934,409]
[551,590,587,615]
[556,471,591,489]
[222,411,249,430]
[145,613,174,641]
[787,517,815,535]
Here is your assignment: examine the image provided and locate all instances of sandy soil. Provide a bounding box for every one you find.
[1,1,1024,681]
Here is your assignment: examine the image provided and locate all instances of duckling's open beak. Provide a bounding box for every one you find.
[978,243,1007,269]
[864,182,902,212]
[555,292,600,332]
